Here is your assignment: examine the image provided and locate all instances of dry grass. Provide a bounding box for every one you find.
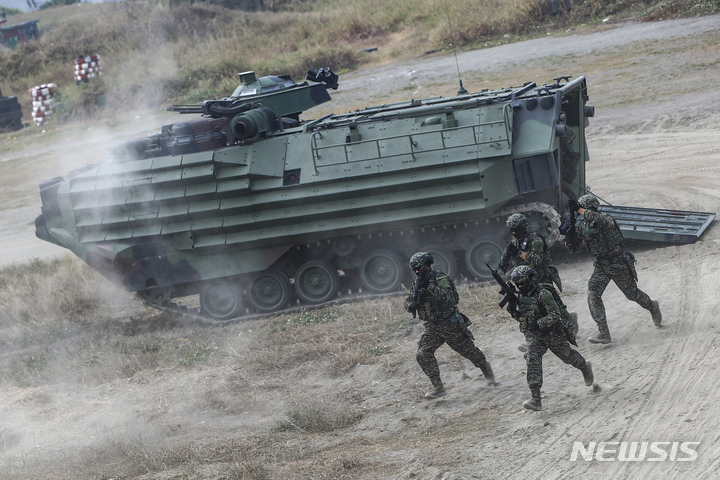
[0,255,504,478]
[0,256,224,388]
[273,402,363,433]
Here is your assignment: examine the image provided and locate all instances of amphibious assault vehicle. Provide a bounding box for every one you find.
[35,68,714,320]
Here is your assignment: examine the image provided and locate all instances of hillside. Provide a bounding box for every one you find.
[2,0,717,127]
[1,11,719,480]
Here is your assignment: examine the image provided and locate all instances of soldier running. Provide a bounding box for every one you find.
[405,252,496,399]
[507,265,594,411]
[500,213,578,351]
[566,194,662,344]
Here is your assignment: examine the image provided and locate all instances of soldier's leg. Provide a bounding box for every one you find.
[524,339,548,411]
[417,326,447,398]
[548,334,594,385]
[444,324,496,385]
[548,334,585,368]
[587,265,612,343]
[568,311,579,343]
[608,260,652,308]
[609,259,661,326]
[525,340,548,390]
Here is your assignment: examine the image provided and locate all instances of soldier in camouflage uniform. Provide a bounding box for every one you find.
[508,266,594,411]
[500,213,578,352]
[567,194,662,344]
[405,252,496,399]
[500,213,560,286]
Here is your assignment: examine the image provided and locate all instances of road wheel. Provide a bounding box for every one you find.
[360,249,406,293]
[464,235,505,280]
[247,269,290,313]
[200,280,243,321]
[294,260,340,304]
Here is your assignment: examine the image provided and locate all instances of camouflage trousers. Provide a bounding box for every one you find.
[525,331,586,389]
[417,318,487,380]
[588,256,652,328]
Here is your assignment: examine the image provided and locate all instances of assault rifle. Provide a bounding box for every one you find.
[486,263,519,314]
[409,282,420,318]
[408,275,433,318]
[498,242,518,273]
[560,207,580,252]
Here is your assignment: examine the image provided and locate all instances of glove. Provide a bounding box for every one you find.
[506,242,519,257]
[568,198,581,212]
[498,256,508,273]
[416,276,430,289]
[407,302,418,313]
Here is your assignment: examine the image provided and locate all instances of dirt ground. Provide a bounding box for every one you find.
[1,13,720,479]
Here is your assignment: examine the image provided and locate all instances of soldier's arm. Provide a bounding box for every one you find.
[536,289,562,330]
[522,236,545,267]
[500,240,518,271]
[581,208,615,232]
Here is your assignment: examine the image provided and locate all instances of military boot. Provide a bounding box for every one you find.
[581,360,594,386]
[518,334,531,353]
[650,300,662,327]
[588,324,611,344]
[425,376,447,399]
[481,361,498,386]
[523,387,542,411]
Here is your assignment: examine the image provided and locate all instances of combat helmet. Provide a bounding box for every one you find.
[506,213,529,238]
[409,251,433,270]
[511,265,535,293]
[410,252,434,277]
[578,194,600,210]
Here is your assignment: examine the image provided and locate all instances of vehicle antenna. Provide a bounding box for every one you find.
[444,0,467,95]
[572,182,614,206]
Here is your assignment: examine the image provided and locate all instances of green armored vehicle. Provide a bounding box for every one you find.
[35,69,714,320]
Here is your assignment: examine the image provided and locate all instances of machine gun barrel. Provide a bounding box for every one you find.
[167,104,204,114]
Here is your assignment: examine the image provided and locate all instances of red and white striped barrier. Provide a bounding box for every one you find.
[29,83,57,126]
[29,83,56,98]
[74,54,102,84]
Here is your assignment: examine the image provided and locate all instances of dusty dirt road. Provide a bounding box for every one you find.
[1,13,719,479]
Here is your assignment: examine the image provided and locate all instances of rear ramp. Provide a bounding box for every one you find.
[599,205,715,244]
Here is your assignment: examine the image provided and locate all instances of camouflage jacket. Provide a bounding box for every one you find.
[576,209,624,260]
[514,284,564,336]
[404,268,459,323]
[506,232,553,281]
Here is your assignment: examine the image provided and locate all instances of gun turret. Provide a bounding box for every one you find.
[168,67,340,120]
